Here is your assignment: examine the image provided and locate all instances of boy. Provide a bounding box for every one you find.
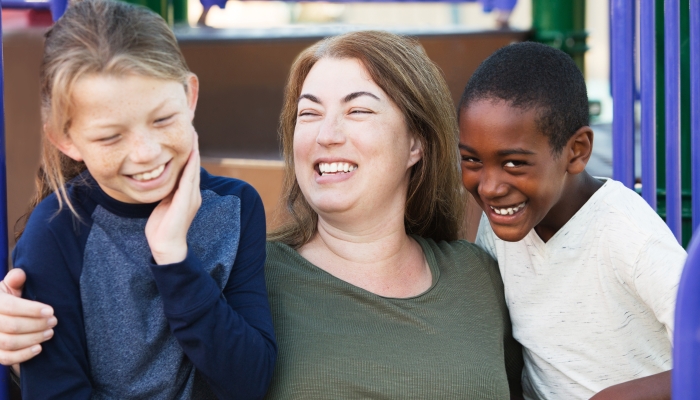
[458,42,686,399]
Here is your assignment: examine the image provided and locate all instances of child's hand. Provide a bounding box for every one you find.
[145,132,202,265]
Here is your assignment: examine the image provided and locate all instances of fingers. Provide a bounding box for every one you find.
[0,313,56,337]
[0,341,44,366]
[2,269,26,297]
[0,279,53,319]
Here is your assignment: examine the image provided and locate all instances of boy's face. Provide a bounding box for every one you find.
[459,99,570,242]
[55,73,199,204]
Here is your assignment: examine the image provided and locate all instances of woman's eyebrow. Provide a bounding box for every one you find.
[298,93,321,104]
[343,91,380,103]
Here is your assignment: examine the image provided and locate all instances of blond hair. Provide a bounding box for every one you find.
[269,31,465,248]
[17,0,191,239]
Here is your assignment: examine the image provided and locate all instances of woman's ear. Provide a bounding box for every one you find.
[46,124,83,162]
[565,126,594,175]
[407,134,423,169]
[185,74,200,119]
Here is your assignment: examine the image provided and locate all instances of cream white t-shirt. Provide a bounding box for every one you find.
[476,178,686,400]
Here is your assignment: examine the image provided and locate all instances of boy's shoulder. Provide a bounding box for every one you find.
[587,179,674,241]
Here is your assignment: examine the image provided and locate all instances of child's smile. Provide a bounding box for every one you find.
[54,73,198,204]
[458,99,571,242]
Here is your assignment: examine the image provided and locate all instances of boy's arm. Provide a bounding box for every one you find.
[150,186,276,400]
[590,371,670,400]
[15,214,92,399]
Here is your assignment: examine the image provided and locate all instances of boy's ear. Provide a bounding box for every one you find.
[564,126,594,175]
[185,74,199,118]
[46,124,83,162]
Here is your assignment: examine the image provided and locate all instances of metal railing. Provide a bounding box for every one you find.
[611,0,699,397]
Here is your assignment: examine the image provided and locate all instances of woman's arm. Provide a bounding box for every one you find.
[0,269,56,370]
[590,370,670,400]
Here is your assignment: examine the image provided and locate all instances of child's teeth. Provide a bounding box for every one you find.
[133,164,165,181]
[491,202,526,215]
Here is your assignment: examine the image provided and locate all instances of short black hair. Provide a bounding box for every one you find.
[458,41,589,154]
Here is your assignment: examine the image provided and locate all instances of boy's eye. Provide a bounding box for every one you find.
[155,114,175,124]
[97,134,120,143]
[461,156,481,164]
[504,160,526,168]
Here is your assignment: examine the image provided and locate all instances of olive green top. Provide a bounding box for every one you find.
[264,236,523,399]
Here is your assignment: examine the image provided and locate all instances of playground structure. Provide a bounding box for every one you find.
[0,0,699,398]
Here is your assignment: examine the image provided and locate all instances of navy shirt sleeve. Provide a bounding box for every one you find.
[149,174,277,400]
[15,196,93,399]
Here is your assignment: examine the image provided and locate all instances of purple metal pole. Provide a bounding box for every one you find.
[0,7,11,400]
[665,0,682,241]
[641,0,656,209]
[691,0,700,232]
[611,0,636,188]
[673,231,700,398]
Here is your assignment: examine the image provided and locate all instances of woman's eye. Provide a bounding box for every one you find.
[349,109,372,115]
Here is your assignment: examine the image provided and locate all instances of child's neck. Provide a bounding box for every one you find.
[534,172,604,243]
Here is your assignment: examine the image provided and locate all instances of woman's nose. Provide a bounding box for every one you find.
[315,115,346,147]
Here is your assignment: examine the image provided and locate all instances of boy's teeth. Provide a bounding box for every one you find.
[318,162,358,175]
[132,164,165,182]
[491,202,526,216]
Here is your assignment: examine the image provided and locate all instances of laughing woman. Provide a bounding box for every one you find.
[263,31,522,399]
[0,31,521,399]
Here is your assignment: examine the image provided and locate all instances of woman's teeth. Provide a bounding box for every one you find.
[318,162,357,175]
[132,164,165,182]
[491,202,526,215]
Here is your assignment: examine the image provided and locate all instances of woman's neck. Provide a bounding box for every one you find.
[298,215,432,298]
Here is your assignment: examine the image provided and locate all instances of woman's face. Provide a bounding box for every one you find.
[293,58,422,222]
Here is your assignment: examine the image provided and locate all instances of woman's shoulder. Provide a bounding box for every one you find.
[415,236,496,266]
[416,236,503,290]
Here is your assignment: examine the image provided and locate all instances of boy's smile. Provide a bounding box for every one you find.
[459,99,572,242]
[54,73,199,204]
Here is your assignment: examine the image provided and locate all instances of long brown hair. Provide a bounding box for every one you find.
[17,0,191,239]
[269,31,465,248]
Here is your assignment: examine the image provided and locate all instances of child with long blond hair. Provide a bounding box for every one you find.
[13,0,276,398]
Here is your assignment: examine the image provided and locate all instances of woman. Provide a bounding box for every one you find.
[0,31,522,398]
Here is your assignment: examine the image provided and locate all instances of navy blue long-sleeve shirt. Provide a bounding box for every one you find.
[15,169,277,399]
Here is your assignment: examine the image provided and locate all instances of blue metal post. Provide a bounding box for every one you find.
[641,0,656,209]
[611,0,635,188]
[665,0,682,241]
[691,0,700,231]
[0,6,10,400]
[673,231,700,397]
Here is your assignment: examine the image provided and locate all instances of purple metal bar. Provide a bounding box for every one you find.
[0,0,50,10]
[673,231,700,398]
[0,7,11,400]
[611,0,636,188]
[691,0,700,232]
[665,0,682,241]
[640,0,656,209]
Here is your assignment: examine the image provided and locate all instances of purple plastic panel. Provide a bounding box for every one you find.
[0,7,10,400]
[640,0,656,209]
[673,231,700,398]
[610,0,635,188]
[665,0,682,241]
[691,0,699,231]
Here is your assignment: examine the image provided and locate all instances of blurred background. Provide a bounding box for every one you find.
[2,0,614,239]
